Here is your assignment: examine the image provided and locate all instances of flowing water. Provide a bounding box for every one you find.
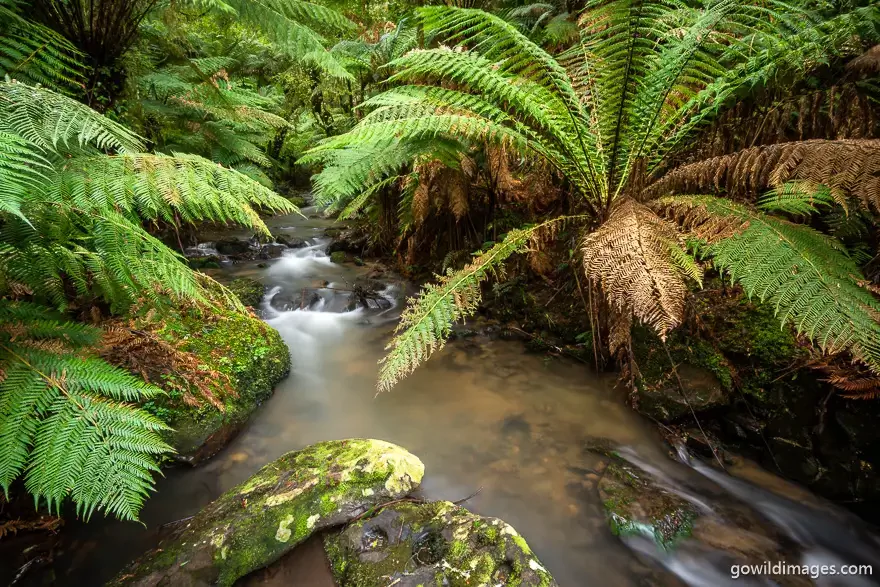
[18,209,880,586]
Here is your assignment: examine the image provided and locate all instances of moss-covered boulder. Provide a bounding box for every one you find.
[325,500,556,587]
[110,439,425,587]
[145,310,290,463]
[227,277,265,308]
[330,251,346,263]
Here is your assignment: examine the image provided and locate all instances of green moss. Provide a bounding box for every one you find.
[330,251,345,263]
[600,463,696,551]
[227,277,265,307]
[145,308,290,456]
[288,195,308,208]
[325,501,555,587]
[112,440,425,587]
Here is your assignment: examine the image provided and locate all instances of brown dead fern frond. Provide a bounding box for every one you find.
[847,45,880,75]
[647,139,880,212]
[582,199,696,337]
[101,322,232,411]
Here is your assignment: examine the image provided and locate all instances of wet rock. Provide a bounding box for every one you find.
[330,251,346,264]
[188,255,222,269]
[275,234,307,248]
[599,461,697,551]
[270,290,321,312]
[228,278,265,308]
[259,244,287,259]
[635,363,727,422]
[110,439,425,587]
[324,500,557,587]
[595,449,805,585]
[216,239,253,256]
[323,226,347,239]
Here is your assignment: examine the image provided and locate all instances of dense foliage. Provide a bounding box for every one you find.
[306,2,880,392]
[2,0,880,524]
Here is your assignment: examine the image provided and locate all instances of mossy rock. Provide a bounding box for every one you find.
[145,310,290,462]
[631,326,732,421]
[330,251,346,264]
[324,500,557,587]
[287,195,308,208]
[110,439,425,587]
[596,454,797,579]
[599,462,696,550]
[227,278,265,308]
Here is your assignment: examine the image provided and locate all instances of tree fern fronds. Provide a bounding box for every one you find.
[0,0,83,87]
[651,5,880,171]
[646,140,880,212]
[0,130,51,221]
[659,195,880,371]
[582,199,696,338]
[0,301,173,521]
[378,217,584,392]
[55,152,295,234]
[757,181,836,216]
[418,6,583,114]
[0,81,144,154]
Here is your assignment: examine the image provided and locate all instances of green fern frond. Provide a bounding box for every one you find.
[0,81,144,154]
[378,217,584,392]
[660,195,880,371]
[0,0,83,87]
[55,152,295,234]
[0,301,173,522]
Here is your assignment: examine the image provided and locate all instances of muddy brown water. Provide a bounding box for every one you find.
[13,210,880,586]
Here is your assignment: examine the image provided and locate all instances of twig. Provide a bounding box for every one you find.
[158,514,195,529]
[452,486,483,505]
[507,326,591,365]
[663,342,727,472]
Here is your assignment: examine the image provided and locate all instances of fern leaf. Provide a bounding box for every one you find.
[660,195,880,371]
[582,199,695,337]
[378,217,583,392]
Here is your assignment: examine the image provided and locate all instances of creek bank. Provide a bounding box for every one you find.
[466,266,880,521]
[629,282,880,520]
[104,308,290,464]
[111,439,557,587]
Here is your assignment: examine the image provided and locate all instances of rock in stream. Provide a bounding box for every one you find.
[110,439,425,587]
[111,439,557,587]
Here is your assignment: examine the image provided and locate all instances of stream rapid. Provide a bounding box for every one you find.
[33,208,880,586]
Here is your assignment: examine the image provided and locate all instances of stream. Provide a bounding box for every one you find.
[25,208,880,586]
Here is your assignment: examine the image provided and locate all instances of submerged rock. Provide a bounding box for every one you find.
[324,500,557,587]
[594,445,805,585]
[599,461,697,550]
[110,439,425,587]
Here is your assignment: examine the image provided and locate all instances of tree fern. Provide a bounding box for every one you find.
[0,301,172,521]
[659,195,880,371]
[304,3,880,389]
